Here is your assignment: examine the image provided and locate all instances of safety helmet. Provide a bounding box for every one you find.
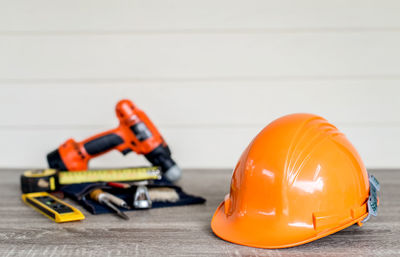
[211,113,380,249]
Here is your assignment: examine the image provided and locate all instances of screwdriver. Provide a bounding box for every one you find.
[90,189,130,220]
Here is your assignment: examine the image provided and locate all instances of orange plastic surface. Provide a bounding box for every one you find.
[59,99,165,171]
[211,113,370,248]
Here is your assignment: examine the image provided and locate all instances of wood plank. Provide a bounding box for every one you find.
[0,125,398,168]
[1,0,400,32]
[1,32,400,79]
[0,82,399,126]
[0,169,398,256]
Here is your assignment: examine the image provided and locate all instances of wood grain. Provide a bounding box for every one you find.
[0,169,398,256]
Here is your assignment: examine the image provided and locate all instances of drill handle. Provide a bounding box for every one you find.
[81,128,129,157]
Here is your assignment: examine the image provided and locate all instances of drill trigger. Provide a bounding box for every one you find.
[121,148,132,155]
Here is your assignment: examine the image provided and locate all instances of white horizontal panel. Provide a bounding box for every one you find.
[1,0,400,32]
[1,32,400,80]
[0,127,258,170]
[0,82,399,126]
[0,125,397,169]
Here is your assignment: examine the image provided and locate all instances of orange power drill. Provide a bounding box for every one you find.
[46,99,182,182]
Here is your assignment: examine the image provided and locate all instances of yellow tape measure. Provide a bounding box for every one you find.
[58,167,160,184]
[21,167,161,193]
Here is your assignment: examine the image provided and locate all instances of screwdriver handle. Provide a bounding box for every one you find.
[102,191,130,209]
[89,189,129,220]
[89,189,129,209]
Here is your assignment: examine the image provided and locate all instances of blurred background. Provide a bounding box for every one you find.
[0,0,399,170]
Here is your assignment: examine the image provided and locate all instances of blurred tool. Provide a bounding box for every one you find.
[60,182,205,216]
[148,187,179,203]
[20,167,161,193]
[47,99,182,182]
[90,189,129,220]
[22,192,85,223]
[133,183,152,209]
[107,182,131,189]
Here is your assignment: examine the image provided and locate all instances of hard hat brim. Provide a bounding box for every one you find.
[211,200,369,249]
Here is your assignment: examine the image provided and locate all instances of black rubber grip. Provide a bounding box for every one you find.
[83,133,124,156]
[47,149,67,170]
[20,173,54,193]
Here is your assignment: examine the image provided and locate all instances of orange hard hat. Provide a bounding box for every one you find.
[211,113,380,249]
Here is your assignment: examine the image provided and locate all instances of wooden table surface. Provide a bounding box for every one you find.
[0,169,399,256]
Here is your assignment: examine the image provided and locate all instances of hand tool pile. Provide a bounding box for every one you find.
[20,99,205,223]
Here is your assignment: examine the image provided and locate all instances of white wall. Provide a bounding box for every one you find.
[0,0,399,169]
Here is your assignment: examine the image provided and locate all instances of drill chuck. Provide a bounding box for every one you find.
[163,165,182,182]
[144,145,181,181]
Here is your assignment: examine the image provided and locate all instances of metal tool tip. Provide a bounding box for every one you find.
[119,212,130,220]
